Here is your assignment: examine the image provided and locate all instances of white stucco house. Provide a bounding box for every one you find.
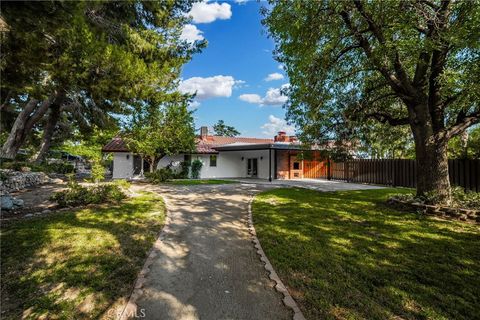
[102,127,331,181]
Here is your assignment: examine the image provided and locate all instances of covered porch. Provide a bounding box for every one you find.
[213,143,329,181]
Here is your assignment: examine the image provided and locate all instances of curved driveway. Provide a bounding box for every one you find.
[134,183,291,320]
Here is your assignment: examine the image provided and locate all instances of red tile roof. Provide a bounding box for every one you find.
[195,136,273,153]
[102,135,273,153]
[101,136,129,152]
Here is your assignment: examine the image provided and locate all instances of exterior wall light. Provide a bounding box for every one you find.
[260,156,263,160]
[126,154,130,160]
[241,157,244,161]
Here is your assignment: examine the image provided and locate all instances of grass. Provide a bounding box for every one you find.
[0,192,166,319]
[252,188,480,320]
[165,179,237,185]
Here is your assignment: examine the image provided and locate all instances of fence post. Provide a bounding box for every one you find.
[327,157,331,180]
[345,161,349,182]
[392,159,396,187]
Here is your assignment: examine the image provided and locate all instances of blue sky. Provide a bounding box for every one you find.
[179,1,294,138]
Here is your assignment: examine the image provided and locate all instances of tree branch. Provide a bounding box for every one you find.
[339,10,413,103]
[353,0,416,96]
[365,111,410,126]
[445,109,480,138]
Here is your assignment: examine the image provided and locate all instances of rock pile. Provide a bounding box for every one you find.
[0,169,50,211]
[0,169,50,193]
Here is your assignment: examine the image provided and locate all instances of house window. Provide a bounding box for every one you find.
[293,162,300,170]
[210,155,217,167]
[184,154,191,163]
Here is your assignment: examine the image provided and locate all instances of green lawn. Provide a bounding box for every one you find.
[252,188,480,320]
[0,192,165,319]
[165,179,238,185]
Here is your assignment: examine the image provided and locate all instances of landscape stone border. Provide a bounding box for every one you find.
[388,198,479,223]
[118,195,172,320]
[247,196,306,320]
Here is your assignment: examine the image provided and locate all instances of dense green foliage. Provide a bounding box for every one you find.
[0,160,74,174]
[191,159,203,179]
[51,179,125,207]
[392,186,480,209]
[145,168,176,183]
[448,126,480,159]
[145,161,190,183]
[0,1,202,161]
[213,120,241,137]
[1,192,165,319]
[262,0,480,200]
[124,101,196,171]
[253,188,480,320]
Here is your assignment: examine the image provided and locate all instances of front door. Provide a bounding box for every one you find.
[247,158,258,177]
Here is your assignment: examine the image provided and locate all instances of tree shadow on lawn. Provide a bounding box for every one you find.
[0,193,165,319]
[253,188,480,320]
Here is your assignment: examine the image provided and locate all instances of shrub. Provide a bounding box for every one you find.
[191,159,202,179]
[51,178,126,207]
[451,186,480,210]
[112,179,131,190]
[390,187,480,210]
[145,168,174,183]
[177,161,191,179]
[46,162,75,174]
[0,161,74,174]
[90,161,105,182]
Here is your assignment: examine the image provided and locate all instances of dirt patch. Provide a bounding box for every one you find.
[1,182,66,219]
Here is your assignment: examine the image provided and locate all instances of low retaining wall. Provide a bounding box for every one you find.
[0,169,50,194]
[388,198,479,223]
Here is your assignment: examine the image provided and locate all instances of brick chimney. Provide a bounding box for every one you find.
[274,131,287,142]
[200,126,209,140]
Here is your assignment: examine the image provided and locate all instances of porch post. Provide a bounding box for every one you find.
[140,155,144,177]
[274,149,277,180]
[268,148,272,182]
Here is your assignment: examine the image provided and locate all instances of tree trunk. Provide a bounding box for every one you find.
[412,125,451,203]
[0,93,60,159]
[0,99,39,159]
[150,156,156,173]
[34,104,62,163]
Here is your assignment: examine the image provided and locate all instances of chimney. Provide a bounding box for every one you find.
[274,131,287,142]
[200,126,209,140]
[274,131,289,142]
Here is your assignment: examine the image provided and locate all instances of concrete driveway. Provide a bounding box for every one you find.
[232,178,384,192]
[130,180,383,319]
[133,183,291,320]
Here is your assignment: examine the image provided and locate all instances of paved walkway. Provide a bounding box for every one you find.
[133,180,383,319]
[134,183,291,320]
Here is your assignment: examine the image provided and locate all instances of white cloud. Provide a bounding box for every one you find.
[278,65,284,70]
[180,24,204,43]
[261,115,295,136]
[235,0,248,4]
[239,94,262,104]
[265,72,284,81]
[188,100,201,109]
[179,75,238,100]
[262,87,288,105]
[239,84,289,106]
[188,2,232,23]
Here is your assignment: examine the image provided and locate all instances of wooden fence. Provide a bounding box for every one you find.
[323,159,480,192]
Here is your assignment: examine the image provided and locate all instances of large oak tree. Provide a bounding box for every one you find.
[262,0,480,202]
